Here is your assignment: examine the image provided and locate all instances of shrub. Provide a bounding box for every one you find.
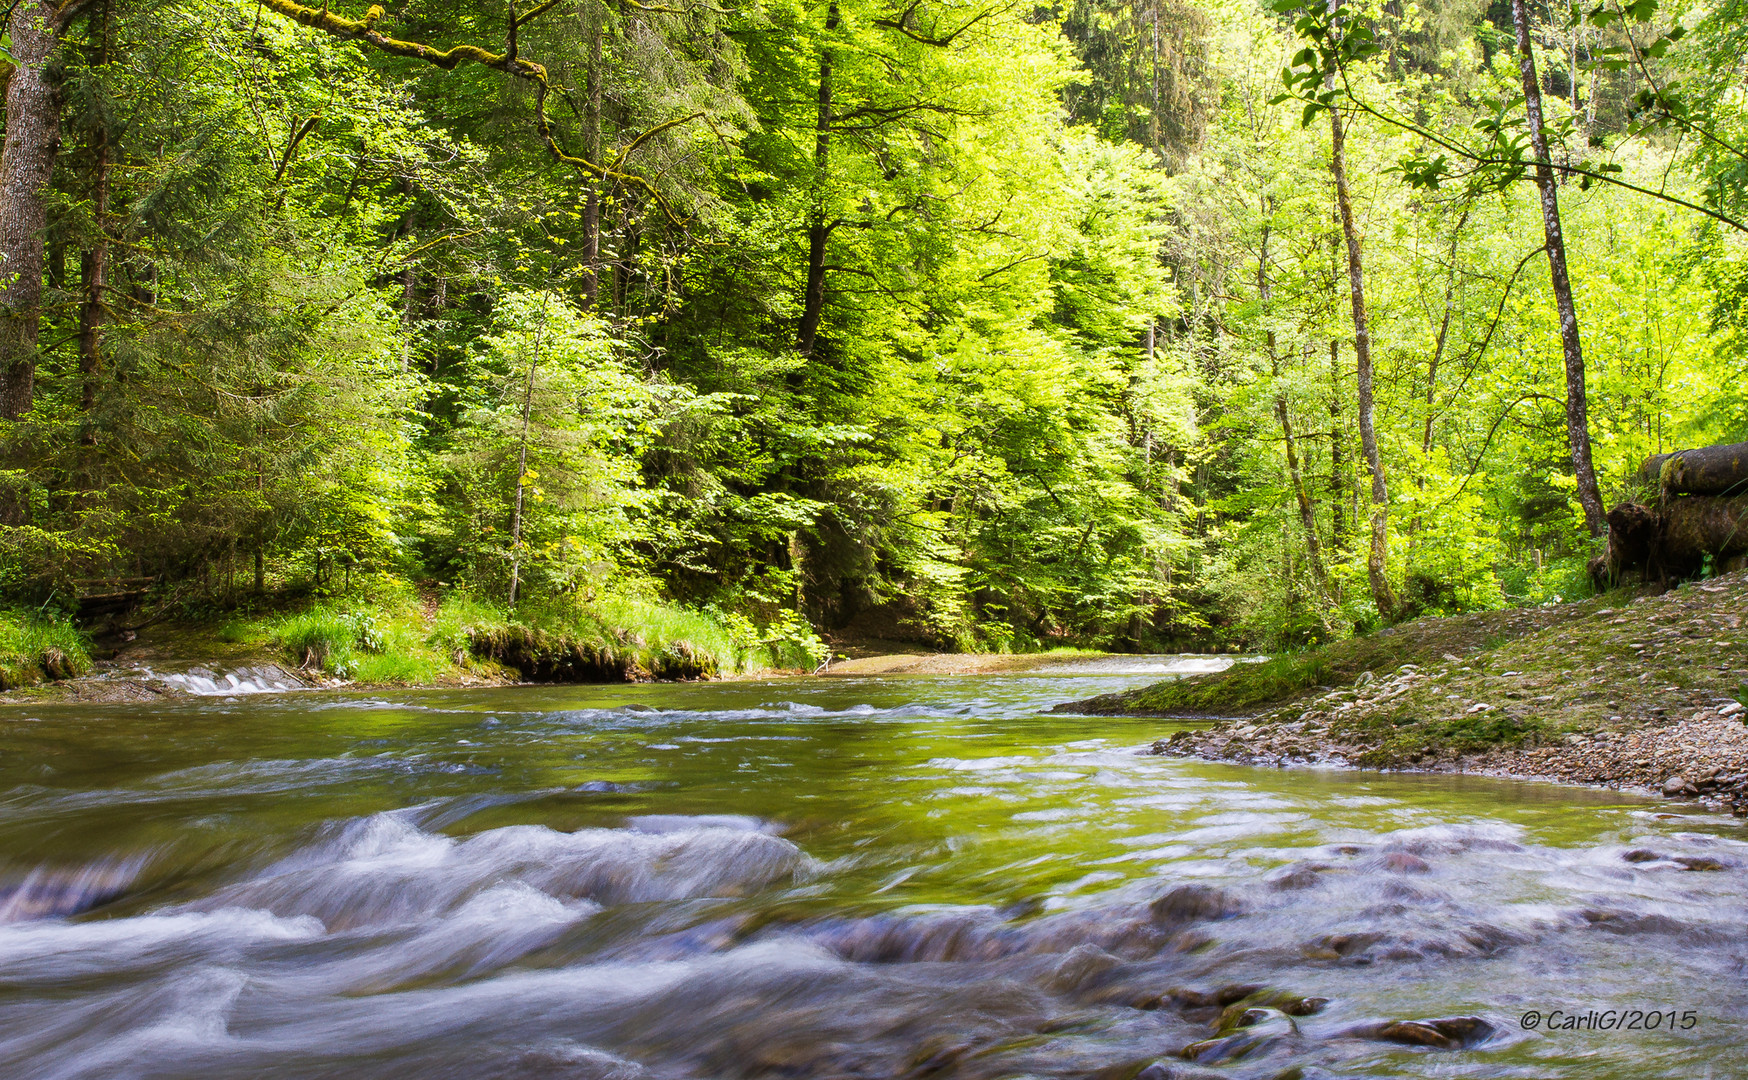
[272,606,385,677]
[0,612,92,690]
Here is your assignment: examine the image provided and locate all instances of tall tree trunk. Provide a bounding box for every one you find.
[1328,339,1347,554]
[581,15,603,310]
[1512,0,1606,537]
[1330,104,1398,620]
[1421,208,1467,462]
[1259,219,1330,597]
[394,198,418,369]
[77,18,111,445]
[797,0,840,357]
[0,2,70,422]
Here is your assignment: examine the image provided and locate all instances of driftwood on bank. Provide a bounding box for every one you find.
[1597,442,1748,586]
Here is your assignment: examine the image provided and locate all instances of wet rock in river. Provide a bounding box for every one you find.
[1622,848,1663,863]
[1675,855,1732,871]
[1214,991,1328,1030]
[1348,1015,1496,1050]
[1168,983,1267,1011]
[1367,851,1431,874]
[1300,932,1381,961]
[1579,907,1690,935]
[1268,862,1333,891]
[1048,943,1124,992]
[1181,1007,1300,1064]
[1149,884,1247,925]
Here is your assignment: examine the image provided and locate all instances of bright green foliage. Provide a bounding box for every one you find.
[273,606,386,677]
[1,0,1744,661]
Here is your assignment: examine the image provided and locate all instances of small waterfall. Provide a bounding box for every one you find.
[157,665,306,695]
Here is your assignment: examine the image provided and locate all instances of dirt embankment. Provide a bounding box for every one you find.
[1057,572,1748,813]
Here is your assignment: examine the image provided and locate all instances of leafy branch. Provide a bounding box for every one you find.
[255,0,703,227]
[1267,0,1748,232]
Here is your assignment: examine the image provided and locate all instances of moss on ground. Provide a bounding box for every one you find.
[1136,570,1748,767]
[1060,594,1625,718]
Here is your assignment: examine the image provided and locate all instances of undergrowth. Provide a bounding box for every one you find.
[0,611,92,689]
[456,593,821,681]
[261,580,821,684]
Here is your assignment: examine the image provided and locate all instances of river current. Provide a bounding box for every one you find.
[1,658,1744,1079]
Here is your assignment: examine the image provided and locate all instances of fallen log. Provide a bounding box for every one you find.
[1595,493,1748,586]
[1661,492,1748,574]
[1638,441,1748,496]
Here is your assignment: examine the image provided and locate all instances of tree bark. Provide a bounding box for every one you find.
[78,0,113,447]
[78,98,110,442]
[797,0,840,357]
[0,2,71,421]
[1328,339,1347,553]
[1638,441,1748,496]
[1596,494,1748,584]
[581,14,603,310]
[1259,219,1330,597]
[1330,104,1398,620]
[1512,0,1606,537]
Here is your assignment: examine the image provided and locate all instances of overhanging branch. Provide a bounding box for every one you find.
[254,0,700,226]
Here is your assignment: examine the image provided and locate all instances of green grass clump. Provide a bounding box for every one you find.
[274,607,362,673]
[271,605,388,678]
[452,592,813,681]
[1123,652,1334,715]
[272,588,468,683]
[350,650,443,685]
[0,611,92,689]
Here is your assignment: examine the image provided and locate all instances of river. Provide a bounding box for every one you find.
[2,657,1744,1079]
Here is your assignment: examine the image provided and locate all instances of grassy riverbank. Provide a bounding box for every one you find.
[0,578,845,701]
[0,611,94,690]
[1059,570,1748,808]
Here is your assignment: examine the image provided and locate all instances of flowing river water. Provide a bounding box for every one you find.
[2,657,1745,1080]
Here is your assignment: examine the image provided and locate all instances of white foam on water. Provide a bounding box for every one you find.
[0,907,324,978]
[187,812,803,932]
[155,666,302,696]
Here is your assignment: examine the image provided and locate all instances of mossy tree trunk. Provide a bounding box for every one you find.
[0,1,77,422]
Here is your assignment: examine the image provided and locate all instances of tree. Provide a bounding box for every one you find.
[0,1,89,422]
[1328,99,1399,617]
[1510,0,1605,536]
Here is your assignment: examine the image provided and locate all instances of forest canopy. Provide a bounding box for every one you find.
[1,0,1744,655]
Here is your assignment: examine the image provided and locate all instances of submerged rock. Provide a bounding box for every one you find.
[1150,884,1247,925]
[1182,1007,1300,1063]
[1349,1015,1496,1049]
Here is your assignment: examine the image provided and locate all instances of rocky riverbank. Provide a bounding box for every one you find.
[1061,570,1748,813]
